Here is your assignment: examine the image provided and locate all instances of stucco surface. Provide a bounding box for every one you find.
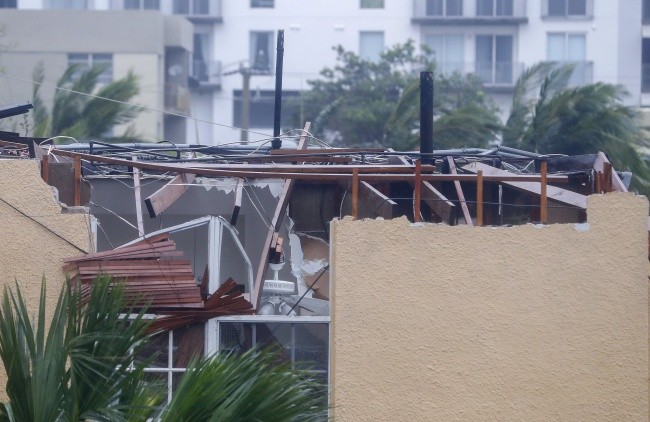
[0,159,93,399]
[330,193,648,421]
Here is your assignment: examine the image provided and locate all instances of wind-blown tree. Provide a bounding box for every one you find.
[304,41,501,150]
[0,278,326,421]
[32,62,141,142]
[503,62,650,194]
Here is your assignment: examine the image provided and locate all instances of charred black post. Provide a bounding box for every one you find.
[272,30,285,150]
[419,71,434,164]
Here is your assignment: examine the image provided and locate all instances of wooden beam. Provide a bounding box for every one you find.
[603,162,613,193]
[251,122,311,310]
[48,148,570,183]
[593,151,627,192]
[230,178,244,225]
[447,157,473,226]
[540,161,548,224]
[352,168,359,220]
[133,157,144,237]
[421,181,456,225]
[414,160,422,222]
[73,156,81,206]
[41,154,49,183]
[144,173,196,218]
[359,181,398,219]
[462,162,587,209]
[270,147,385,155]
[476,170,483,226]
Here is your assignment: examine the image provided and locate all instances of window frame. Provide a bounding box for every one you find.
[360,0,384,9]
[426,0,463,17]
[543,0,591,19]
[359,30,385,62]
[67,53,113,85]
[476,0,514,17]
[474,34,514,85]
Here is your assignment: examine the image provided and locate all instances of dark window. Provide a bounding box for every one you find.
[477,0,513,16]
[0,0,17,8]
[426,0,462,16]
[360,0,384,8]
[68,53,113,84]
[476,35,513,85]
[645,0,650,23]
[172,0,189,14]
[547,0,587,17]
[496,0,513,15]
[642,39,650,92]
[124,0,159,9]
[251,0,274,7]
[233,90,302,129]
[193,0,209,14]
[250,31,273,73]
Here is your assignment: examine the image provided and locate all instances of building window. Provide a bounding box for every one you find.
[361,0,384,8]
[476,0,513,16]
[173,0,209,14]
[216,319,329,405]
[644,0,650,23]
[547,33,588,84]
[359,31,385,62]
[193,33,211,82]
[425,34,464,75]
[250,31,274,73]
[124,0,159,9]
[68,53,113,84]
[233,90,302,129]
[0,0,16,8]
[475,35,513,85]
[47,0,89,9]
[426,0,462,16]
[643,39,650,93]
[251,0,274,7]
[545,0,589,17]
[139,324,204,403]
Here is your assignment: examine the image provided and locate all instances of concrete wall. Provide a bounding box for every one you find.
[330,193,648,421]
[0,159,94,399]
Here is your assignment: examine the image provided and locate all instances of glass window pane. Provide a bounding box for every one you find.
[547,34,565,60]
[250,31,273,72]
[49,0,87,8]
[426,0,442,15]
[256,323,292,362]
[445,35,464,74]
[144,0,159,9]
[359,31,384,62]
[172,324,204,369]
[124,0,140,8]
[219,322,254,354]
[446,0,462,15]
[172,0,189,14]
[567,0,586,15]
[567,34,585,61]
[92,54,112,84]
[0,0,17,7]
[548,0,565,16]
[251,0,274,7]
[496,0,513,15]
[295,323,328,371]
[137,331,169,368]
[495,36,513,83]
[645,0,650,22]
[193,0,209,14]
[476,0,493,16]
[475,35,493,82]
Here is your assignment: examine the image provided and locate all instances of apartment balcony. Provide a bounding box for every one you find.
[412,0,527,25]
[558,61,594,86]
[434,61,523,89]
[189,59,222,91]
[172,0,222,23]
[165,83,190,114]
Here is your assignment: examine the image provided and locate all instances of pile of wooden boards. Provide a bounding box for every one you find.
[63,233,251,316]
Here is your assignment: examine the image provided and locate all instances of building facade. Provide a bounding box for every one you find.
[0,0,644,144]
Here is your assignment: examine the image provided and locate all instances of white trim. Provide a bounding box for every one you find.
[213,315,330,323]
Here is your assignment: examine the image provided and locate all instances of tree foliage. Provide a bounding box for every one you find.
[0,278,326,421]
[502,62,650,193]
[32,62,141,142]
[304,41,500,150]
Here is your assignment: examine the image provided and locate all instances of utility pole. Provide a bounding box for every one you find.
[240,66,251,144]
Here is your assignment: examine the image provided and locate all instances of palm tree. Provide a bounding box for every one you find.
[0,278,326,421]
[32,62,141,142]
[502,62,650,193]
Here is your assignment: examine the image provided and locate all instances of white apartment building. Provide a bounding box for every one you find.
[0,0,644,145]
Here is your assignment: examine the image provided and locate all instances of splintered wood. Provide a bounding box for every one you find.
[63,234,252,320]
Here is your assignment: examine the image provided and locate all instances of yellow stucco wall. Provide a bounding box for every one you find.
[0,159,94,399]
[330,193,648,421]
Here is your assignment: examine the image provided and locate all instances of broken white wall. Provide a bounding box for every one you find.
[330,193,648,421]
[0,159,94,400]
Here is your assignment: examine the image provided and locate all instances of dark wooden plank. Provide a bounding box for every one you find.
[421,181,456,225]
[144,173,196,218]
[352,168,359,219]
[230,178,244,225]
[593,151,627,192]
[476,170,483,226]
[73,155,81,206]
[414,160,422,222]
[448,157,473,226]
[540,161,548,224]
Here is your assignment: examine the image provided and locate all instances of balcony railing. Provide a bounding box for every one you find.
[432,61,523,87]
[190,59,221,89]
[172,0,222,22]
[165,83,190,113]
[412,0,527,23]
[551,61,594,86]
